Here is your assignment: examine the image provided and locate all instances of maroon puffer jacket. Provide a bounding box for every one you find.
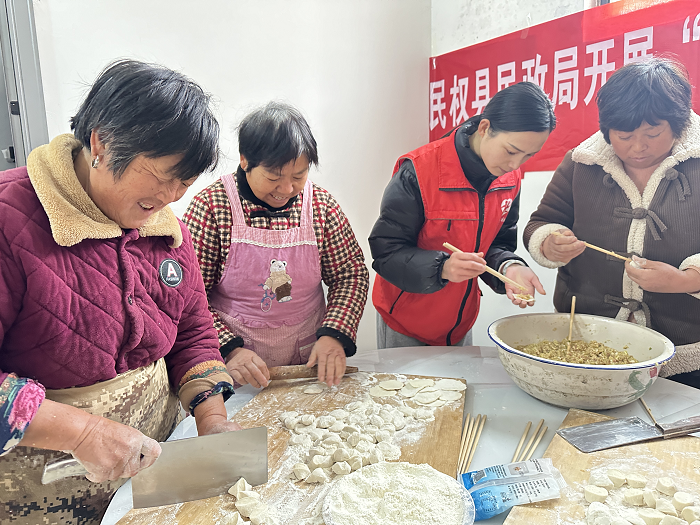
[0,166,223,392]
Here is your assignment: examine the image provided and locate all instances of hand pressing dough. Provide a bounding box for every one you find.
[624,488,645,506]
[332,461,352,475]
[638,508,665,525]
[627,473,648,489]
[305,467,329,483]
[655,499,677,516]
[292,463,311,481]
[369,385,396,397]
[379,379,404,390]
[408,378,434,389]
[585,485,609,503]
[228,477,252,499]
[672,492,695,511]
[304,384,327,394]
[657,478,677,496]
[608,469,627,489]
[644,490,658,508]
[682,507,700,522]
[587,501,612,525]
[589,472,615,490]
[433,378,467,391]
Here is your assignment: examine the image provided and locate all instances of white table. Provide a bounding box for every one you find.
[102,345,700,525]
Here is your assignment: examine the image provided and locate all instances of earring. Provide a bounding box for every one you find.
[91,157,99,169]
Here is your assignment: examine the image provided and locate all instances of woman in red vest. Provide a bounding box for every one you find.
[370,82,555,348]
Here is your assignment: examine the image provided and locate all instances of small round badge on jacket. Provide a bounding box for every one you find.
[159,258,183,287]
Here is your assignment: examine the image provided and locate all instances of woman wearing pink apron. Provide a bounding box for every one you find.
[184,103,369,387]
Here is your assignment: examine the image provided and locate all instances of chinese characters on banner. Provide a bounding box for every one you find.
[429,0,700,171]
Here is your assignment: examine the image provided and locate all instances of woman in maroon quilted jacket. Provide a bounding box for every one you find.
[0,60,239,524]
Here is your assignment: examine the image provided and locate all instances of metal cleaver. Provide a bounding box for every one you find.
[557,415,700,453]
[42,426,268,508]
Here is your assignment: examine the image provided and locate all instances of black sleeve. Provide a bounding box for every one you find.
[480,190,527,294]
[368,160,450,294]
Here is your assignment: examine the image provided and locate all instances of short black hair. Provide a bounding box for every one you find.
[483,81,556,134]
[71,59,219,180]
[238,102,318,172]
[597,57,692,143]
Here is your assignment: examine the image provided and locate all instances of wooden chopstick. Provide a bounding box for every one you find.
[459,415,478,475]
[455,414,472,478]
[523,425,548,461]
[551,231,631,262]
[442,242,529,292]
[512,421,532,463]
[639,398,658,427]
[465,415,486,472]
[567,296,576,353]
[517,418,544,462]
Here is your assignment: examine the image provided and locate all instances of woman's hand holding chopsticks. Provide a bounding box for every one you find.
[441,250,487,283]
[542,229,586,264]
[504,264,546,308]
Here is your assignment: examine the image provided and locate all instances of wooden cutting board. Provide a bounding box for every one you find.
[504,408,700,524]
[116,372,466,525]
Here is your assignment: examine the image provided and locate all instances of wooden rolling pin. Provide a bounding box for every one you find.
[268,365,359,380]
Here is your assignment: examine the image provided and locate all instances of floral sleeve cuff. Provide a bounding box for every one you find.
[0,374,46,456]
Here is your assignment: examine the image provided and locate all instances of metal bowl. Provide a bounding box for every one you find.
[488,313,675,410]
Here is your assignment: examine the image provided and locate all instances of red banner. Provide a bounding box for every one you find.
[428,0,700,172]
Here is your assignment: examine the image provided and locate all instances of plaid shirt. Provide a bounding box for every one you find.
[183,177,369,352]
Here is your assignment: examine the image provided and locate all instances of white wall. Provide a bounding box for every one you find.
[33,0,431,352]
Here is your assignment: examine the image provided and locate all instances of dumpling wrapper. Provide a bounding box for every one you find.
[408,378,434,389]
[433,378,467,391]
[379,379,404,390]
[414,391,441,404]
[369,386,396,397]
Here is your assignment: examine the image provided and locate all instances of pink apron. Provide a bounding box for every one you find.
[209,175,326,366]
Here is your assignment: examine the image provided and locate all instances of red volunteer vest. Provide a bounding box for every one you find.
[373,133,521,346]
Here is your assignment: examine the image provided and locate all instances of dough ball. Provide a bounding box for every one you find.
[624,488,644,506]
[309,454,333,469]
[608,469,627,489]
[380,423,396,434]
[414,391,441,404]
[587,501,612,525]
[374,430,391,443]
[672,492,695,512]
[368,448,384,464]
[378,408,394,422]
[307,428,326,442]
[368,414,383,427]
[655,499,677,516]
[316,415,336,429]
[323,434,343,446]
[278,411,298,422]
[329,420,345,433]
[657,478,677,496]
[681,507,700,523]
[300,414,316,426]
[345,401,364,412]
[658,517,685,525]
[644,490,658,508]
[585,485,609,503]
[292,463,311,481]
[433,378,467,391]
[288,434,312,448]
[627,473,648,489]
[330,409,349,420]
[305,467,329,483]
[333,448,351,462]
[408,378,434,389]
[332,461,352,476]
[379,379,404,390]
[347,432,361,447]
[439,390,463,401]
[638,508,665,525]
[620,510,647,525]
[228,477,252,499]
[589,472,615,490]
[348,454,363,471]
[365,405,381,416]
[398,405,416,417]
[304,384,326,395]
[284,416,299,429]
[369,385,396,397]
[355,439,373,454]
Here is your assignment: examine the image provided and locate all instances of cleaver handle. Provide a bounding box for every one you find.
[268,365,359,380]
[659,415,700,438]
[42,456,88,484]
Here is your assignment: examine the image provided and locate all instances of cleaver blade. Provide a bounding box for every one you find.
[131,426,268,509]
[557,417,663,453]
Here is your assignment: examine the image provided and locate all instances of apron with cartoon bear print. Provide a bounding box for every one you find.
[208,175,326,366]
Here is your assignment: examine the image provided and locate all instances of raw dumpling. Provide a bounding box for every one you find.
[306,467,329,483]
[228,477,252,499]
[235,494,263,517]
[624,488,644,506]
[627,473,647,489]
[292,463,311,481]
[638,508,665,525]
[585,485,609,503]
[672,492,695,512]
[656,478,677,496]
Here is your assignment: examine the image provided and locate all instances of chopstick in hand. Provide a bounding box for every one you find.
[442,243,528,292]
[551,231,631,262]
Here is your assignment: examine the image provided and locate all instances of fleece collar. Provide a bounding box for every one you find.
[26,134,183,248]
[571,112,700,209]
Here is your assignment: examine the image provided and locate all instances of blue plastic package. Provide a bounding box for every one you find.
[460,458,567,521]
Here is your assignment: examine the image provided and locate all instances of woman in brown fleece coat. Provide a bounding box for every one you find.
[525,57,700,388]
